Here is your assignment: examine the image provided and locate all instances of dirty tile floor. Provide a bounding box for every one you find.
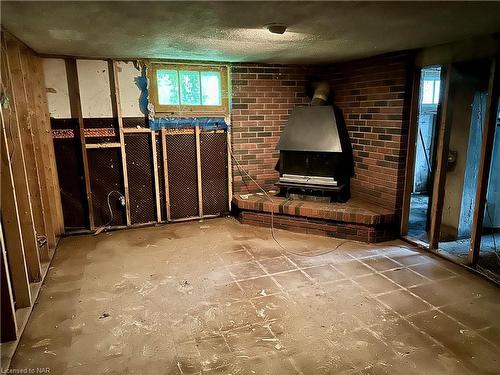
[10,218,500,374]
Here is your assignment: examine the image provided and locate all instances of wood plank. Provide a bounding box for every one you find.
[226,129,233,212]
[25,53,57,248]
[65,58,95,229]
[400,68,422,236]
[32,55,64,235]
[469,59,500,265]
[429,64,454,249]
[0,221,18,342]
[123,127,151,133]
[109,61,131,226]
[2,42,41,282]
[0,114,31,308]
[195,126,203,217]
[161,128,171,221]
[151,131,161,222]
[85,142,121,149]
[7,43,49,261]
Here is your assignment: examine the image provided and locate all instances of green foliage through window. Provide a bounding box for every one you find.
[156,68,222,107]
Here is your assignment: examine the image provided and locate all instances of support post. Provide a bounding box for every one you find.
[195,126,203,217]
[162,128,171,221]
[151,131,161,222]
[469,58,499,265]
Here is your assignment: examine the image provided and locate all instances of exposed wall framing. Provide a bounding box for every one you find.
[0,31,63,366]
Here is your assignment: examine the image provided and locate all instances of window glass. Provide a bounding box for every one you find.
[179,71,201,105]
[201,71,222,106]
[422,80,434,104]
[156,70,179,105]
[433,81,441,104]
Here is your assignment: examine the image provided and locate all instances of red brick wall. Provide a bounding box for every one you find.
[327,52,414,212]
[230,64,314,193]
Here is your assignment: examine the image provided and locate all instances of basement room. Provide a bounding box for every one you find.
[1,1,500,374]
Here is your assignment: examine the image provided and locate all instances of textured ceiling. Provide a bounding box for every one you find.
[2,1,500,64]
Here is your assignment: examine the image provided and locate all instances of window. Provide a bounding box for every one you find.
[421,68,441,105]
[150,64,228,113]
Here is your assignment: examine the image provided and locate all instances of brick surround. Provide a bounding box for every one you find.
[230,53,414,218]
[327,52,414,212]
[232,194,396,243]
[230,64,315,194]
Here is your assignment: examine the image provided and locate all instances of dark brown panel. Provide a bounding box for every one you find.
[200,131,228,215]
[50,117,79,130]
[87,148,126,227]
[123,117,148,128]
[124,133,155,224]
[52,135,88,228]
[166,131,199,219]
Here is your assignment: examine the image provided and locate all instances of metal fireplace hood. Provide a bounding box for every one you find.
[277,106,343,153]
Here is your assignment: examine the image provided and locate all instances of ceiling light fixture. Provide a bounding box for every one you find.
[265,23,287,35]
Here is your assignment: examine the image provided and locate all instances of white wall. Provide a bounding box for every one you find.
[116,61,143,118]
[42,58,71,118]
[76,59,113,118]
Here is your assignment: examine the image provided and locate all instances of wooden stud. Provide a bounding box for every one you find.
[195,126,203,217]
[109,61,131,226]
[2,42,41,282]
[65,59,95,230]
[227,129,233,211]
[26,53,58,247]
[400,68,422,236]
[123,127,151,133]
[0,115,31,308]
[32,55,65,235]
[161,128,171,221]
[151,131,162,222]
[429,65,454,249]
[7,43,49,261]
[1,221,18,342]
[469,59,499,265]
[85,142,121,149]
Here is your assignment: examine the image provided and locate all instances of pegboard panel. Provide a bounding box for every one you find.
[123,117,148,129]
[124,133,156,224]
[87,148,126,227]
[52,133,88,229]
[166,129,199,219]
[155,132,167,220]
[200,131,229,215]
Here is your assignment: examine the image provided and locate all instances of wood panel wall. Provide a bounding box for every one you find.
[0,31,63,355]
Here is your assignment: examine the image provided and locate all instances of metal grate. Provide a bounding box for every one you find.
[156,132,167,220]
[166,130,199,219]
[52,135,88,228]
[87,148,126,227]
[124,133,155,224]
[200,131,229,215]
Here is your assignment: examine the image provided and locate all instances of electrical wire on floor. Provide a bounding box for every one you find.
[228,146,397,257]
[93,190,125,235]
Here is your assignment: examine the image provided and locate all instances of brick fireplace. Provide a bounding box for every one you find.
[230,52,413,242]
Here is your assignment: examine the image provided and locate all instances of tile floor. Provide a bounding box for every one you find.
[8,218,500,374]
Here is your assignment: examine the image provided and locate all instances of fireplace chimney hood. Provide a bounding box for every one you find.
[277,106,343,153]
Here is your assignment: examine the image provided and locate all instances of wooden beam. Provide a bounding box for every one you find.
[469,58,500,265]
[429,65,454,249]
[25,53,57,248]
[109,61,131,226]
[151,131,161,222]
[227,129,233,211]
[85,142,121,149]
[123,127,151,133]
[400,68,422,236]
[7,43,49,261]
[195,126,203,217]
[0,116,31,308]
[2,41,41,282]
[32,55,64,235]
[65,59,95,230]
[0,221,18,342]
[161,128,171,221]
